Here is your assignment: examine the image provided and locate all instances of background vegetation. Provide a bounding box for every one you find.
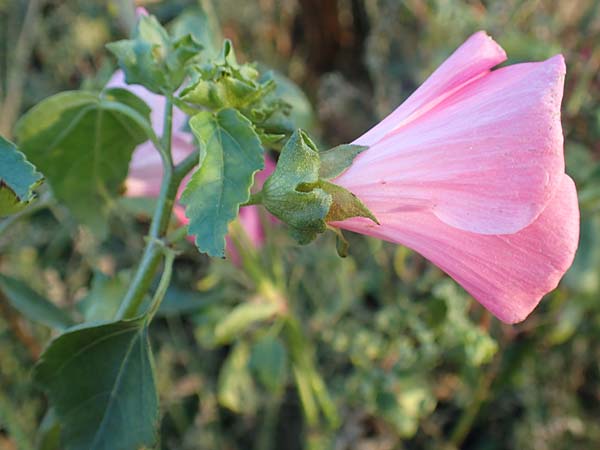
[1,0,599,449]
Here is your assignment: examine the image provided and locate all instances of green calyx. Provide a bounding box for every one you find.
[261,130,377,246]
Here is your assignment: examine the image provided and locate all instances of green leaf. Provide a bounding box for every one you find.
[106,14,202,93]
[292,364,319,425]
[250,335,288,393]
[259,68,315,131]
[33,319,158,450]
[285,318,340,427]
[329,227,350,257]
[262,130,332,244]
[157,285,219,317]
[180,108,264,257]
[0,274,73,330]
[318,144,368,179]
[218,342,258,414]
[36,409,61,450]
[319,180,379,224]
[214,302,279,344]
[15,90,151,236]
[377,377,436,438]
[170,7,223,58]
[0,136,43,217]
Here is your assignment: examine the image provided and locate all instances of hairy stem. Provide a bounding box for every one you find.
[241,191,263,207]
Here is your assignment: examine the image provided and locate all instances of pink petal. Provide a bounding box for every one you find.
[135,7,149,17]
[336,54,566,235]
[354,31,507,146]
[123,136,195,198]
[333,174,579,323]
[123,141,163,197]
[238,206,265,247]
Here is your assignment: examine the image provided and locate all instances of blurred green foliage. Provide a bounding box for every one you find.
[1,0,600,449]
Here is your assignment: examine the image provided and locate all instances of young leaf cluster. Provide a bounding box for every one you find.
[107,14,203,94]
[176,40,295,257]
[181,40,292,145]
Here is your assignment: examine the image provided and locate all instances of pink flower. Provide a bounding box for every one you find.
[107,71,273,252]
[331,31,579,323]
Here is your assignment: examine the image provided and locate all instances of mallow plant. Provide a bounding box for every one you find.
[0,9,579,450]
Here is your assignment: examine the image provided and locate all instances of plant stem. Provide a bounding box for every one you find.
[174,147,200,180]
[115,239,163,319]
[241,191,263,206]
[116,98,194,320]
[160,96,174,167]
[165,225,189,245]
[145,246,175,324]
[449,357,500,448]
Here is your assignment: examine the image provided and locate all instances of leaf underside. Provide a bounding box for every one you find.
[34,319,158,450]
[181,108,264,257]
[15,90,151,235]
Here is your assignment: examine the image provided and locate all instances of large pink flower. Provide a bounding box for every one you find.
[331,32,579,323]
[107,71,273,251]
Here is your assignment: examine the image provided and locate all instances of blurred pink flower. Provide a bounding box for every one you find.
[107,71,274,253]
[331,31,579,323]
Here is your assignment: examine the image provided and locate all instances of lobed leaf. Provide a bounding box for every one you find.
[170,7,223,58]
[106,15,202,94]
[180,108,264,257]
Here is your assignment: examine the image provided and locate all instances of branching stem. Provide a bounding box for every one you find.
[116,98,197,320]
